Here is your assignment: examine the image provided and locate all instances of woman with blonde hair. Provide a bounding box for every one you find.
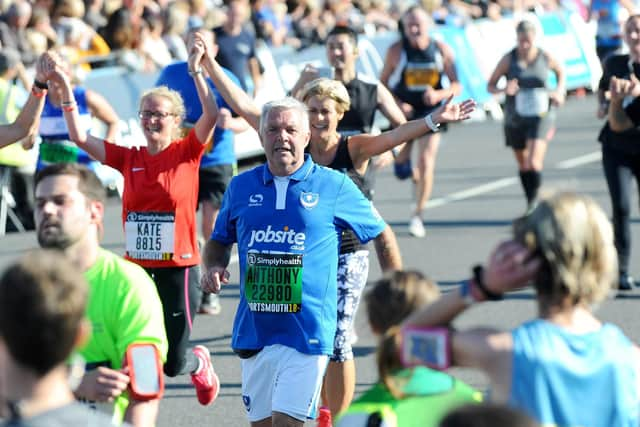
[404,192,640,427]
[43,29,222,406]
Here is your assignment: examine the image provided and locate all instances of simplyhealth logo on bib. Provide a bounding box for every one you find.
[247,225,306,251]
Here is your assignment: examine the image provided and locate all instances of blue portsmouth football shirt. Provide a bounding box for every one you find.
[211,154,386,355]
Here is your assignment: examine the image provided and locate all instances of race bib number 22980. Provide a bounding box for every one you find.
[245,253,303,313]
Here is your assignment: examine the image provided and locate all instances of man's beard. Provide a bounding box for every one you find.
[37,225,72,249]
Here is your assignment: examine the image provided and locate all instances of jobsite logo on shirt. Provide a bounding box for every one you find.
[248,225,306,250]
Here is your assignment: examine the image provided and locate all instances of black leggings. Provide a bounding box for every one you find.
[602,145,640,275]
[145,265,201,377]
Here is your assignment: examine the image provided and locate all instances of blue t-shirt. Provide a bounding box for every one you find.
[155,61,238,167]
[213,26,256,92]
[591,0,623,48]
[211,155,386,355]
[510,319,640,427]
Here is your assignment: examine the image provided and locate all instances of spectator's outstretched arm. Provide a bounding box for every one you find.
[0,55,48,149]
[190,31,218,144]
[43,52,107,163]
[199,39,261,131]
[348,96,476,166]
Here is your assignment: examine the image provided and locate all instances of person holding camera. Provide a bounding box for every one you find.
[404,192,640,427]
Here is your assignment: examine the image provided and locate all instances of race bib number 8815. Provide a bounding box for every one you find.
[125,211,175,261]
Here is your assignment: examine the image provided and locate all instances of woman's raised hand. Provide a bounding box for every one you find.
[433,95,476,124]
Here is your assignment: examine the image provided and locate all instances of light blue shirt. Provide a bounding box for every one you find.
[510,319,639,427]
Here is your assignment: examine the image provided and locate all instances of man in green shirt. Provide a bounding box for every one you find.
[34,162,168,426]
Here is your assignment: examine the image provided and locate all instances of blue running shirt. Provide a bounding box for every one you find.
[212,155,386,355]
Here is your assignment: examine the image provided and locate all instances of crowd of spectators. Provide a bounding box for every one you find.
[0,0,579,78]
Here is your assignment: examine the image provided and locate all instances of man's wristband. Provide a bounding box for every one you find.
[472,265,503,301]
[33,79,48,90]
[424,113,440,132]
[188,68,203,77]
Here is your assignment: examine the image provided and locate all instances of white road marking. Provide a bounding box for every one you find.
[425,177,517,210]
[424,150,601,211]
[555,151,602,169]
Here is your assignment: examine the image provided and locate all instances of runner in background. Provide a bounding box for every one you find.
[336,271,482,427]
[155,27,250,316]
[589,0,633,65]
[487,19,565,211]
[607,74,640,291]
[380,5,461,238]
[596,14,640,290]
[43,30,220,407]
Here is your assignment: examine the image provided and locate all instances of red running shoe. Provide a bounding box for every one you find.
[316,406,332,427]
[191,345,220,405]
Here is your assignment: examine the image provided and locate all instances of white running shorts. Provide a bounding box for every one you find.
[241,344,329,422]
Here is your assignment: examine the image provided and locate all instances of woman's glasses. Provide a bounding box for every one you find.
[138,110,175,120]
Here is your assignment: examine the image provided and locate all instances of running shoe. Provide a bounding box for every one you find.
[191,345,220,406]
[618,273,635,291]
[408,216,426,238]
[198,293,221,315]
[316,406,332,427]
[394,159,413,180]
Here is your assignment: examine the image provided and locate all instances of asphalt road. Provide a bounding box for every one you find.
[1,94,639,426]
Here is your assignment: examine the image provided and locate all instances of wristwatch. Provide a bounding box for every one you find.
[425,113,440,132]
